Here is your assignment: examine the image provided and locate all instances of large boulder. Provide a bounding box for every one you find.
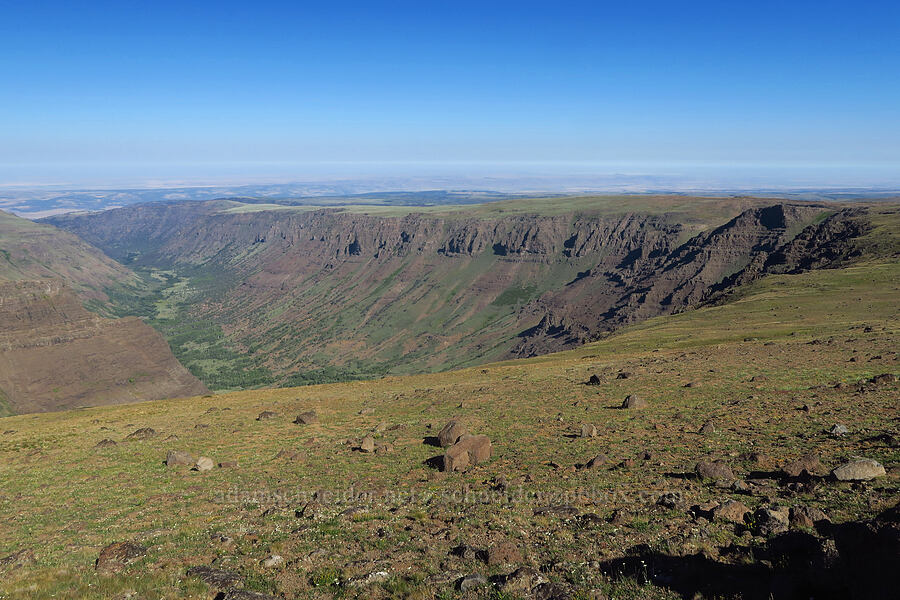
[832,458,886,481]
[443,435,492,472]
[437,420,468,447]
[753,506,790,536]
[580,423,597,438]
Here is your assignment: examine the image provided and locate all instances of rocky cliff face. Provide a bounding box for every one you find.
[45,199,848,383]
[0,280,207,414]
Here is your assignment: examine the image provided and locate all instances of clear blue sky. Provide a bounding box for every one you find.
[1,0,898,184]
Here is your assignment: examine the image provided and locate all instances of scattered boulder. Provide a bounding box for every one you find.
[534,505,580,517]
[483,540,522,566]
[616,371,632,379]
[124,428,156,441]
[533,581,572,600]
[459,573,488,591]
[359,435,375,453]
[712,500,750,524]
[256,411,278,421]
[193,457,215,472]
[699,421,716,435]
[830,424,849,437]
[501,566,546,594]
[695,460,734,481]
[585,453,610,469]
[218,461,238,469]
[443,434,491,472]
[621,395,647,409]
[871,373,898,385]
[780,454,824,478]
[260,555,284,568]
[438,420,468,447]
[294,411,319,425]
[218,590,279,600]
[166,450,194,467]
[94,439,117,448]
[96,541,147,575]
[753,506,790,536]
[580,423,597,438]
[586,374,602,385]
[185,565,244,589]
[349,570,390,587]
[832,458,886,481]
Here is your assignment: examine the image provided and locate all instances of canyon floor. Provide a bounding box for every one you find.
[1,243,897,599]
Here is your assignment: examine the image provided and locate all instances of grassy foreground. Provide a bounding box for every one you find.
[0,256,897,599]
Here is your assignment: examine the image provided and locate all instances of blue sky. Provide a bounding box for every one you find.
[1,1,898,185]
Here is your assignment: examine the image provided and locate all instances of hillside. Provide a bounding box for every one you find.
[0,221,896,598]
[0,210,207,415]
[44,196,849,390]
[0,209,137,303]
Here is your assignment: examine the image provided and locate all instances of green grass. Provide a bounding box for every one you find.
[0,252,896,599]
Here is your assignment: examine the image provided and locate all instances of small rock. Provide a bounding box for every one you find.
[712,500,750,524]
[832,458,886,481]
[185,565,244,589]
[256,411,278,421]
[753,506,790,536]
[501,566,546,593]
[261,555,284,568]
[585,453,609,469]
[350,570,390,587]
[359,435,375,453]
[533,581,572,600]
[166,450,194,467]
[621,395,647,409]
[193,457,215,472]
[586,374,602,385]
[294,411,319,425]
[438,420,468,447]
[484,540,522,565]
[580,423,597,438]
[218,461,238,469]
[829,424,849,437]
[699,421,716,435]
[96,541,147,575]
[459,573,488,591]
[218,591,279,600]
[731,480,750,493]
[443,434,491,472]
[616,371,632,379]
[695,460,734,481]
[94,439,117,448]
[124,428,156,441]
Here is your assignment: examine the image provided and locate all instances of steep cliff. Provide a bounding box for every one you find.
[0,280,207,414]
[45,198,841,386]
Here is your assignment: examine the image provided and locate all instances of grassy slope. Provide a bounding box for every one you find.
[0,248,896,598]
[0,210,137,303]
